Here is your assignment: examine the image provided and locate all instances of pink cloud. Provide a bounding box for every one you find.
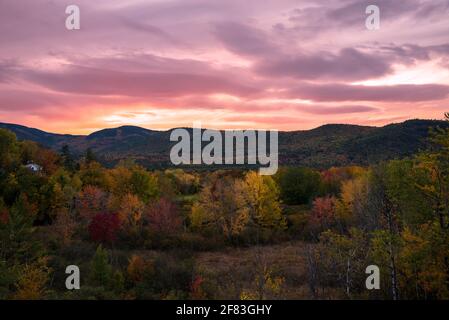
[1,0,449,133]
[287,83,449,102]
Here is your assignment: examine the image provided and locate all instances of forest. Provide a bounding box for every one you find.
[0,114,448,300]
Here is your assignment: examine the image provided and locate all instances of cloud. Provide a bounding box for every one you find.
[214,22,279,57]
[297,104,378,114]
[213,22,395,81]
[0,61,18,83]
[21,64,258,98]
[287,0,448,34]
[0,89,60,110]
[256,48,392,81]
[288,83,449,102]
[1,0,449,132]
[72,53,219,74]
[325,0,420,26]
[374,42,449,64]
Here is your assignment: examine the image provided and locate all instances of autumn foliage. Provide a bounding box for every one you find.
[76,186,109,222]
[88,212,121,244]
[146,198,182,235]
[190,275,206,300]
[1,114,449,300]
[309,196,337,231]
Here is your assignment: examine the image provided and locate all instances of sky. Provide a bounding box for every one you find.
[1,0,449,134]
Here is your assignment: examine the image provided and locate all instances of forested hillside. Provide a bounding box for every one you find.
[1,119,447,168]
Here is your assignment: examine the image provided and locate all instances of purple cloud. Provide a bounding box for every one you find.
[214,22,279,57]
[21,64,258,98]
[256,48,392,81]
[288,83,449,102]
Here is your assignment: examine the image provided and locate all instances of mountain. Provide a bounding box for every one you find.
[1,119,447,169]
[278,119,447,167]
[0,122,82,146]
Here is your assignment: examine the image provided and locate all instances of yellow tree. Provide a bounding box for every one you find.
[13,257,51,300]
[112,193,145,228]
[191,176,249,239]
[110,164,159,204]
[52,209,77,247]
[237,171,286,231]
[397,225,449,299]
[336,173,370,230]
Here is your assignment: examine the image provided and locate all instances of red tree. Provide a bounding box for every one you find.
[190,275,205,299]
[309,196,337,230]
[146,198,182,234]
[76,186,109,222]
[88,212,121,244]
[0,208,9,225]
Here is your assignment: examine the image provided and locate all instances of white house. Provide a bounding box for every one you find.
[25,163,43,173]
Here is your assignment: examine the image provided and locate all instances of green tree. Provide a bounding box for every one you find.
[85,148,97,164]
[317,228,369,298]
[89,245,113,287]
[110,165,159,203]
[0,129,20,171]
[0,194,41,264]
[414,114,449,230]
[78,162,111,189]
[275,167,322,205]
[410,113,449,293]
[60,145,76,171]
[0,129,20,202]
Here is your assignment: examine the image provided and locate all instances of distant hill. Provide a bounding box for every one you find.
[0,122,82,146]
[1,119,447,169]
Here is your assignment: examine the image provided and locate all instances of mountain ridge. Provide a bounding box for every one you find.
[1,119,447,169]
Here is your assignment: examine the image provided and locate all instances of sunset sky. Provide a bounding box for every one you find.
[1,0,449,134]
